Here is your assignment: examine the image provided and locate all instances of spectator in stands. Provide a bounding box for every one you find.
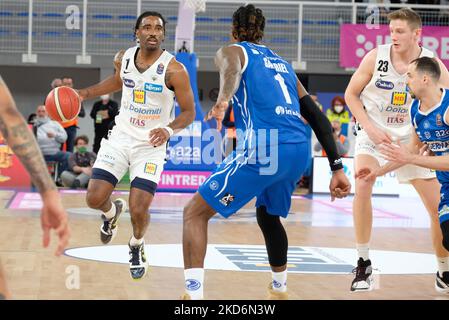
[60,135,96,189]
[326,95,350,136]
[222,103,236,157]
[59,76,86,153]
[35,105,70,180]
[314,120,349,157]
[90,94,119,154]
[50,78,62,89]
[27,113,36,125]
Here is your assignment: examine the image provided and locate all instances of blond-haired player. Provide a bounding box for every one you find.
[345,8,449,292]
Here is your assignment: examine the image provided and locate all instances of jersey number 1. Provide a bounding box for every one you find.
[274,73,292,104]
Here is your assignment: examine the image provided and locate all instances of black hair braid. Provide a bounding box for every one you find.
[232,4,265,43]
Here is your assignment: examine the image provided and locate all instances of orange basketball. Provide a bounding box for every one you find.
[45,86,81,122]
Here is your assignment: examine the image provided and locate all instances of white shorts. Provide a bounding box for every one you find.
[354,129,435,183]
[93,128,167,185]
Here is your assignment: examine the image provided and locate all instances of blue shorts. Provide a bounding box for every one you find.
[199,142,309,218]
[439,183,449,224]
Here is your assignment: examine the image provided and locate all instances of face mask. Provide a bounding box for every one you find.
[77,146,87,154]
[334,106,344,113]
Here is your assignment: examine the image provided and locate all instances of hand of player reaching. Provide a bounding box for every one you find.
[149,127,171,147]
[378,140,415,165]
[205,101,228,131]
[329,169,351,201]
[40,190,70,256]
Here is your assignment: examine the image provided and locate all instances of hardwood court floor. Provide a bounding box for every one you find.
[0,190,447,300]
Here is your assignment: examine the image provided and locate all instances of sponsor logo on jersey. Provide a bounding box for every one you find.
[156,63,164,75]
[375,79,394,90]
[391,92,407,106]
[427,140,449,152]
[275,106,300,118]
[437,113,443,126]
[424,131,431,139]
[144,82,163,93]
[129,104,162,115]
[144,162,157,175]
[385,106,407,113]
[219,193,235,206]
[133,90,146,104]
[123,78,135,88]
[130,117,145,127]
[424,120,431,129]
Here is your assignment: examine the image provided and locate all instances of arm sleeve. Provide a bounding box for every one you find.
[300,95,343,171]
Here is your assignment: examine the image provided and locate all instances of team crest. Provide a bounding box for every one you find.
[144,162,157,175]
[133,90,146,104]
[219,193,235,207]
[391,92,407,106]
[156,63,164,75]
[424,131,431,139]
[437,113,443,127]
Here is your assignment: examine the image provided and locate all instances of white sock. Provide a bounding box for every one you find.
[184,268,204,300]
[103,202,116,219]
[356,243,370,261]
[129,236,144,247]
[271,270,287,292]
[437,257,449,276]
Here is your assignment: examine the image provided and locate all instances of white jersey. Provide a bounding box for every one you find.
[360,44,434,139]
[115,46,175,141]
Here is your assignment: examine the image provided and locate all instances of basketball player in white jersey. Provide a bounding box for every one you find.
[345,8,449,292]
[0,76,70,299]
[77,11,195,280]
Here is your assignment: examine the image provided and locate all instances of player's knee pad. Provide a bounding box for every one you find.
[256,206,288,267]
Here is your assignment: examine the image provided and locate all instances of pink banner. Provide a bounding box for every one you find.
[158,170,211,191]
[340,24,449,69]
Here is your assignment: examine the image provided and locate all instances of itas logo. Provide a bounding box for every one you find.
[144,162,157,175]
[144,82,163,93]
[133,90,146,104]
[219,193,235,207]
[156,63,164,75]
[391,92,407,106]
[130,117,145,127]
[375,79,394,90]
[123,78,135,88]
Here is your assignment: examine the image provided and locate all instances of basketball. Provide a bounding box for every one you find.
[44,86,81,122]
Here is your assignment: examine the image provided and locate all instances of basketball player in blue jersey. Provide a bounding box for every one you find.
[368,57,449,292]
[181,4,351,300]
[78,12,195,280]
[0,76,70,299]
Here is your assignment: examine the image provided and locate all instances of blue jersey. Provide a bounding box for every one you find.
[231,42,308,149]
[410,89,449,184]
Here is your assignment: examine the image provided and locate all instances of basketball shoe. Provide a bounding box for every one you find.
[350,258,374,292]
[100,198,126,244]
[129,241,148,280]
[267,282,288,300]
[435,271,449,293]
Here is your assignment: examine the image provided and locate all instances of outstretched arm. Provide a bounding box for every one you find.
[78,50,124,100]
[0,77,69,256]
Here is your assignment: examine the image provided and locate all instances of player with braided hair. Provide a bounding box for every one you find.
[181,4,351,300]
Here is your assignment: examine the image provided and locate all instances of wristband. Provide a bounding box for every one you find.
[164,126,174,137]
[330,158,343,172]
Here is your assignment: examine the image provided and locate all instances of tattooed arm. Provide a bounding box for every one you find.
[0,76,69,256]
[205,45,244,131]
